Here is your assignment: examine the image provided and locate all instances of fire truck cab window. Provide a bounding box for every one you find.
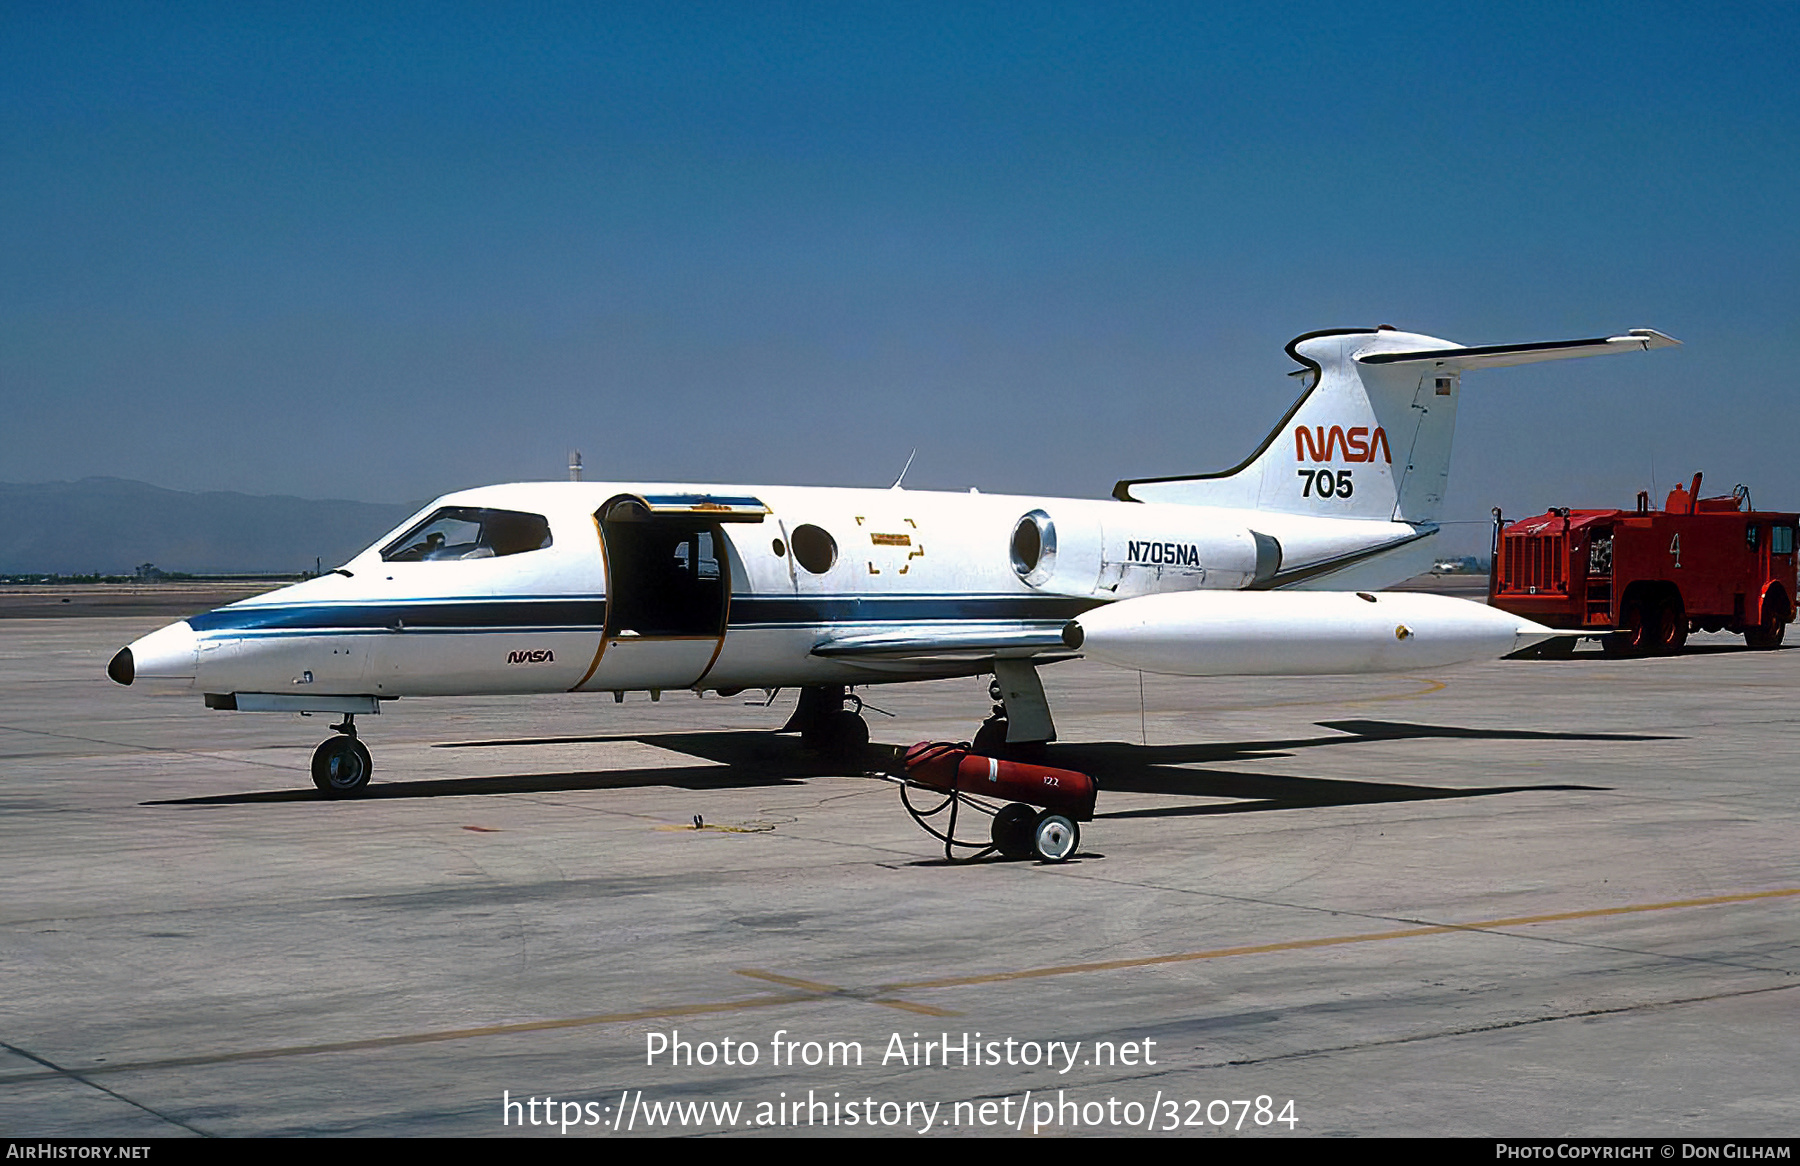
[383,508,553,562]
[1774,526,1795,555]
[1588,534,1613,575]
[1747,525,1761,550]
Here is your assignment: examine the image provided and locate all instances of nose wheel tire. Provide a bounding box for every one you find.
[830,709,869,760]
[1032,811,1079,862]
[803,708,869,762]
[312,735,373,797]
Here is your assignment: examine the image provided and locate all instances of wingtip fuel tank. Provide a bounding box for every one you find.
[1064,590,1557,677]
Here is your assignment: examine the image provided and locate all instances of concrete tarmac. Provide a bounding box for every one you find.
[1,613,1796,1138]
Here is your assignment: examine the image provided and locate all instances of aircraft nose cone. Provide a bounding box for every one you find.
[121,621,199,686]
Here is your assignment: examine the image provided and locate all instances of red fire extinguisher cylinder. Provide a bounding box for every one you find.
[904,742,1096,821]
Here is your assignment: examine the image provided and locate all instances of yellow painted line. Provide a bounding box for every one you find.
[653,822,774,834]
[1348,676,1446,702]
[0,995,817,1082]
[879,888,1800,992]
[736,969,963,1018]
[735,969,842,994]
[868,998,966,1018]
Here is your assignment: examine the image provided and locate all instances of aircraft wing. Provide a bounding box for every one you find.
[810,623,1071,661]
[1357,328,1679,370]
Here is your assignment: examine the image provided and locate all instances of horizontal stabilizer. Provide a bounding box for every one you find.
[1357,329,1679,370]
[1115,323,1679,540]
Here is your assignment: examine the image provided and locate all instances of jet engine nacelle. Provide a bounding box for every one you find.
[1094,505,1281,596]
[1064,589,1556,676]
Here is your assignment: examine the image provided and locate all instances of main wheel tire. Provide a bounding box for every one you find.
[1031,811,1079,863]
[1605,598,1653,657]
[1746,600,1788,649]
[971,716,1009,756]
[1653,598,1687,655]
[829,709,869,760]
[311,735,372,797]
[801,706,867,758]
[990,803,1037,859]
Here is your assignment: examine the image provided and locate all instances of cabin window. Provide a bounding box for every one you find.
[1774,525,1795,555]
[1747,525,1761,550]
[382,507,553,562]
[789,524,837,574]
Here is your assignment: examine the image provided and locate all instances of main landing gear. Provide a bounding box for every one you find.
[311,715,373,797]
[971,681,1012,756]
[785,685,870,762]
[971,661,1058,758]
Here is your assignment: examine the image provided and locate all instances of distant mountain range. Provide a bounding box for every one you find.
[0,478,421,575]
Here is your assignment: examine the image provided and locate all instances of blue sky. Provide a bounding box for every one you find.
[4,2,1796,553]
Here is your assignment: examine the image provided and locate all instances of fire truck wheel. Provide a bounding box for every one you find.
[1653,597,1687,655]
[991,803,1037,859]
[1746,601,1788,649]
[1031,811,1080,863]
[1605,598,1652,657]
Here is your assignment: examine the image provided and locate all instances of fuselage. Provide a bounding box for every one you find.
[120,480,1440,701]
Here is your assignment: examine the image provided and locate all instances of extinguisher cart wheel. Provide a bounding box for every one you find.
[990,803,1038,859]
[1032,811,1079,863]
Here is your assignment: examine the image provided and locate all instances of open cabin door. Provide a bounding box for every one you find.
[576,493,766,692]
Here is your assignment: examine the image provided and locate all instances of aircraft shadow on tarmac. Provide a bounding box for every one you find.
[1051,719,1669,819]
[1526,642,1785,659]
[145,720,1671,810]
[145,732,826,805]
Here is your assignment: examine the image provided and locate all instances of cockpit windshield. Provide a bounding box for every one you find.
[382,507,553,562]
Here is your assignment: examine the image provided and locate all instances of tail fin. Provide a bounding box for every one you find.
[1115,327,1678,525]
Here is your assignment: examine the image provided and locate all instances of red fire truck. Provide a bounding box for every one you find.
[1489,473,1797,655]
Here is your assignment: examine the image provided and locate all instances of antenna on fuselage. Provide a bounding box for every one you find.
[891,448,918,490]
[569,450,583,482]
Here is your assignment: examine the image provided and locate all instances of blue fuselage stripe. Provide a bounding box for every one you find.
[187,599,608,633]
[184,593,1104,636]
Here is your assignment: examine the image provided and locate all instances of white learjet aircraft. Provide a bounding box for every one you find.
[109,325,1677,795]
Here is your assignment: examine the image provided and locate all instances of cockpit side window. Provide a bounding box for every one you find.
[382,507,553,562]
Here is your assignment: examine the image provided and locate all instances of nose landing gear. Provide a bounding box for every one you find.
[311,715,373,797]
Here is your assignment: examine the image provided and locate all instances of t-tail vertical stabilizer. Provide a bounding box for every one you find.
[1114,327,1680,526]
